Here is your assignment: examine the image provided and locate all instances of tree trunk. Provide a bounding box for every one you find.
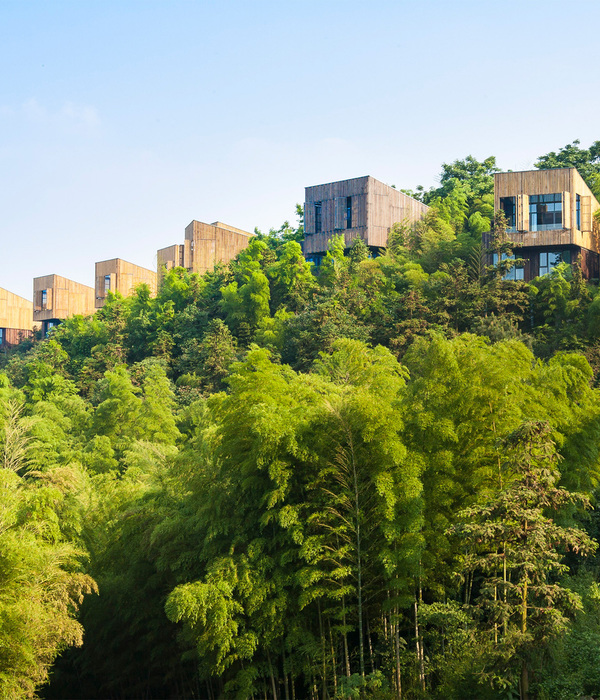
[318,601,327,700]
[522,575,528,634]
[366,615,375,673]
[349,438,365,678]
[267,650,278,700]
[414,598,425,692]
[342,597,351,677]
[328,619,338,697]
[520,661,529,700]
[520,574,529,700]
[383,611,388,642]
[394,606,402,699]
[494,583,498,645]
[503,542,508,638]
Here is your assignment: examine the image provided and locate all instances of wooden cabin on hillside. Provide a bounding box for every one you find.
[490,168,600,281]
[0,288,34,348]
[157,220,254,279]
[33,275,95,336]
[302,176,430,264]
[95,258,157,308]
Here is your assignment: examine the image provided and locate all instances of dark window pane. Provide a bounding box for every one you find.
[500,196,516,229]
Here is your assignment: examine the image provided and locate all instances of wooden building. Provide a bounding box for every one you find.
[95,258,157,308]
[302,176,429,263]
[491,168,600,281]
[0,288,34,348]
[157,220,254,278]
[33,274,95,336]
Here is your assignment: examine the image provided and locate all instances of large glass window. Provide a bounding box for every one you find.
[492,253,524,281]
[576,194,581,230]
[538,249,571,276]
[529,193,562,231]
[315,202,322,233]
[346,197,352,228]
[500,196,516,231]
[104,275,111,293]
[0,328,4,345]
[41,290,47,308]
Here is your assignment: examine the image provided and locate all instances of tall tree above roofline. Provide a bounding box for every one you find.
[421,155,499,203]
[535,140,600,199]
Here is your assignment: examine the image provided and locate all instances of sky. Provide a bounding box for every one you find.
[1,0,599,300]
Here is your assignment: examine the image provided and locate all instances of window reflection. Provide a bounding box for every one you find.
[492,253,524,280]
[529,194,562,231]
[539,249,570,276]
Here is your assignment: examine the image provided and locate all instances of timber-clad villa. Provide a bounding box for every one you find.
[490,168,600,282]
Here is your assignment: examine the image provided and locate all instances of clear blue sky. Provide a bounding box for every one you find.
[1,0,599,299]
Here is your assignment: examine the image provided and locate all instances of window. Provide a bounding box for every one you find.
[346,197,352,229]
[104,275,111,293]
[500,196,516,231]
[576,194,581,230]
[0,328,3,346]
[315,202,322,233]
[529,193,562,231]
[539,249,571,276]
[306,253,323,267]
[492,253,524,281]
[45,320,59,337]
[41,289,47,309]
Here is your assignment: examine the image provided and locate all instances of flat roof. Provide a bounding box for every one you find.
[496,167,574,176]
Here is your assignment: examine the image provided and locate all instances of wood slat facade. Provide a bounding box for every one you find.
[157,221,254,279]
[95,258,157,308]
[493,168,600,282]
[157,244,185,275]
[33,274,96,335]
[302,176,429,259]
[0,287,34,348]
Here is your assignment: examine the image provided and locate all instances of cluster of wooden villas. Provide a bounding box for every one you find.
[2,167,600,349]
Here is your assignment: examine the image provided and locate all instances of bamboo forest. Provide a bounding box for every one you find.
[5,142,600,700]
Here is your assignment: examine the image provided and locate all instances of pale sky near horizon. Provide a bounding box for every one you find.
[1,0,599,300]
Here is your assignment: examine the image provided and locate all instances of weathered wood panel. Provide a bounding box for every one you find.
[33,275,95,322]
[0,327,33,347]
[184,221,254,276]
[158,221,253,282]
[563,191,571,230]
[157,244,184,273]
[0,287,33,332]
[582,196,592,232]
[334,197,345,230]
[95,259,157,308]
[303,175,428,255]
[304,201,315,235]
[495,169,573,206]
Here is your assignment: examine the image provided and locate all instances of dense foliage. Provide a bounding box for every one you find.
[3,143,600,699]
